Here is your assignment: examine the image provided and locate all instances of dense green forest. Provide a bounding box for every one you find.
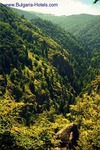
[13,8,100,51]
[0,4,100,150]
[40,14,100,51]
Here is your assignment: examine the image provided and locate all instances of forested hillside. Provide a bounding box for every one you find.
[30,13,100,51]
[47,14,100,51]
[0,4,100,150]
[31,18,100,94]
[13,8,100,51]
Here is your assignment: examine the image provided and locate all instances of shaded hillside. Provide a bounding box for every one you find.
[0,4,75,150]
[0,3,76,114]
[13,8,100,51]
[37,14,100,51]
[12,8,100,86]
[31,18,100,94]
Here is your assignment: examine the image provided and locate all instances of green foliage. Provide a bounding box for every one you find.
[69,76,100,150]
[0,74,7,96]
[0,99,69,149]
[34,14,100,51]
[0,4,100,150]
[0,131,24,150]
[0,21,28,73]
[12,4,100,51]
[32,17,99,94]
[0,4,75,113]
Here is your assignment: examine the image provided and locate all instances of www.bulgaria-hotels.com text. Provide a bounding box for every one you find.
[4,2,58,8]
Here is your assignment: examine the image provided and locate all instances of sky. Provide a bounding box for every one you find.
[0,0,100,16]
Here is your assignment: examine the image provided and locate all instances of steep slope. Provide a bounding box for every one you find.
[13,8,100,51]
[31,18,99,94]
[37,14,100,51]
[60,14,100,51]
[12,8,100,87]
[0,4,99,105]
[12,7,38,20]
[0,3,76,114]
[0,4,76,149]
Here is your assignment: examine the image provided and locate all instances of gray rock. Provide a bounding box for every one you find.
[56,123,79,150]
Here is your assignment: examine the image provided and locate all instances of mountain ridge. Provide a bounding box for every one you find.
[12,8,100,51]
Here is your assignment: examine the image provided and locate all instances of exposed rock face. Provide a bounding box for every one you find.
[56,123,79,150]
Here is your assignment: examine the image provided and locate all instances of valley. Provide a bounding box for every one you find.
[0,3,100,150]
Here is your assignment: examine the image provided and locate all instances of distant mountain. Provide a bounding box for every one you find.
[13,8,100,51]
[37,14,100,51]
[13,8,100,79]
[12,7,38,20]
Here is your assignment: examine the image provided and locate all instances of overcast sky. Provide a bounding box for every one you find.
[1,0,100,16]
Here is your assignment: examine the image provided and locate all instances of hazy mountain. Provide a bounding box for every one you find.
[13,8,100,51]
[37,14,100,51]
